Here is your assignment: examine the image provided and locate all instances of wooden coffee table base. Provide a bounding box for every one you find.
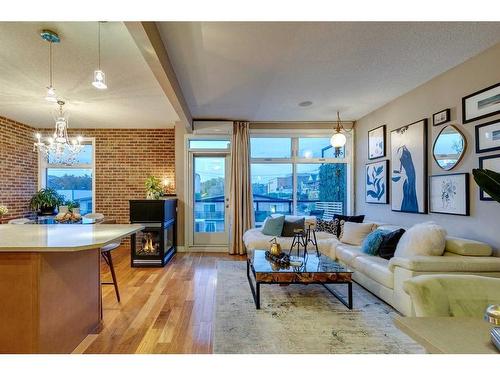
[246,258,353,310]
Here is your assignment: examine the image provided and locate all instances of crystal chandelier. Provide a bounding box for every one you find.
[92,21,107,90]
[41,30,60,102]
[34,100,83,165]
[330,111,353,149]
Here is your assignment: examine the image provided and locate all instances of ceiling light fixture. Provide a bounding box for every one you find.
[92,21,107,90]
[34,100,83,165]
[299,101,313,107]
[330,111,352,149]
[41,30,60,102]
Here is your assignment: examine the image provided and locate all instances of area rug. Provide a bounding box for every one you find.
[213,261,424,354]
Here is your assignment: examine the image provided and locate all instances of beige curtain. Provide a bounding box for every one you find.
[229,121,254,255]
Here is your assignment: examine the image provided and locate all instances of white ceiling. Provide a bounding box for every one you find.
[158,22,500,121]
[0,22,179,128]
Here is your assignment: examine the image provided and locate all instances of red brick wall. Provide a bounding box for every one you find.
[0,115,176,225]
[0,117,38,222]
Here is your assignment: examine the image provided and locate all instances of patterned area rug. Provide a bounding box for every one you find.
[213,261,424,354]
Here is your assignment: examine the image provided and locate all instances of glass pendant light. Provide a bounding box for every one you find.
[41,30,60,102]
[330,111,351,149]
[92,22,107,90]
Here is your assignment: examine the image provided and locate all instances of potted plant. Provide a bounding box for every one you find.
[30,188,65,216]
[0,205,8,223]
[473,168,500,203]
[145,176,164,200]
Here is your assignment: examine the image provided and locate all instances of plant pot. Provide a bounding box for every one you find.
[39,206,57,216]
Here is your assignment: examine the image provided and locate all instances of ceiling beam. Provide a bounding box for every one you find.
[125,22,192,131]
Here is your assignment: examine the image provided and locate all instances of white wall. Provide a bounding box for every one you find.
[355,43,500,254]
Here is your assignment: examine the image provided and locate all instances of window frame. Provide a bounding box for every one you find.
[249,129,354,217]
[38,137,96,214]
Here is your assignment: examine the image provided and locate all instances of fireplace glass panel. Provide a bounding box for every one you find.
[135,229,161,256]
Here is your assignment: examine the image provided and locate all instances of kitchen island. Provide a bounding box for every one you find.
[0,224,143,354]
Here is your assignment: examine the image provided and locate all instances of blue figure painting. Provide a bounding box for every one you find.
[392,145,418,212]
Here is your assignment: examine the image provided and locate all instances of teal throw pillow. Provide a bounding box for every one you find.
[361,229,390,255]
[261,215,285,236]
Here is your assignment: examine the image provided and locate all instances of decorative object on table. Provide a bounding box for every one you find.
[390,119,428,214]
[55,211,82,223]
[365,160,389,204]
[476,155,500,201]
[485,304,500,325]
[475,119,500,153]
[462,82,500,124]
[491,327,500,352]
[368,124,386,159]
[432,108,450,126]
[269,237,282,256]
[305,223,320,257]
[30,188,65,216]
[0,205,8,221]
[289,229,307,258]
[264,250,290,269]
[429,173,470,216]
[144,175,164,200]
[432,125,467,171]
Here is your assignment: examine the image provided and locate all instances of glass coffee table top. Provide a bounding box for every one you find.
[250,249,352,274]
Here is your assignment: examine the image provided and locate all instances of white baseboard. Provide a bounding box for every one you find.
[177,245,228,253]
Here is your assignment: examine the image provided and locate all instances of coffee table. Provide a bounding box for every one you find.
[247,250,353,309]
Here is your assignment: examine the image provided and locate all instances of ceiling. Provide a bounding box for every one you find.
[157,22,500,122]
[0,22,179,128]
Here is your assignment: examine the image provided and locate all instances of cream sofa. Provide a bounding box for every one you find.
[243,221,500,316]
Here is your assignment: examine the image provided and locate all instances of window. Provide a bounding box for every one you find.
[40,140,94,215]
[250,135,351,226]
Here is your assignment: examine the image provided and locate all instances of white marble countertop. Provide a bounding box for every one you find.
[0,224,144,252]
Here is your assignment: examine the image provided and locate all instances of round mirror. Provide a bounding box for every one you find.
[433,125,467,170]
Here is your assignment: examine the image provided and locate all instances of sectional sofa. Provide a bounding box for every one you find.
[243,219,500,316]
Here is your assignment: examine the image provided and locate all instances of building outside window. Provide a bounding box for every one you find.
[250,135,350,226]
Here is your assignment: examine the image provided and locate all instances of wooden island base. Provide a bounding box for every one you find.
[0,249,101,353]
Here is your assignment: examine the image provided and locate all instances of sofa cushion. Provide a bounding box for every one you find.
[378,228,406,260]
[353,256,393,289]
[395,222,447,257]
[261,215,285,236]
[336,244,364,267]
[361,229,390,255]
[281,216,305,237]
[316,218,337,235]
[334,214,365,238]
[445,236,492,257]
[340,222,378,246]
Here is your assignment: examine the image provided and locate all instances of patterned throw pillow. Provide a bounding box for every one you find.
[316,218,337,236]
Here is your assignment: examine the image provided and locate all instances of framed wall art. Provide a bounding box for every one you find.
[475,119,500,153]
[390,119,428,214]
[429,173,469,216]
[479,154,500,201]
[432,108,450,126]
[462,82,500,124]
[365,160,389,204]
[368,125,386,160]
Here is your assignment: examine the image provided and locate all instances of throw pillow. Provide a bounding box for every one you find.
[281,217,305,237]
[394,222,447,257]
[340,222,377,246]
[261,215,285,236]
[378,228,406,260]
[361,229,390,255]
[316,218,337,235]
[333,214,365,238]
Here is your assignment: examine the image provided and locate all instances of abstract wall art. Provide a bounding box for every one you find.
[368,125,386,159]
[390,119,428,214]
[365,160,389,204]
[429,173,469,216]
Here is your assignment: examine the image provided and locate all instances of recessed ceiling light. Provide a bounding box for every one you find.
[298,101,313,107]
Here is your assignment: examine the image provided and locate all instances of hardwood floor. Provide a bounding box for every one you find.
[74,246,245,354]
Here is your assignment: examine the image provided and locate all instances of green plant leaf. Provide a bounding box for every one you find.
[473,168,500,203]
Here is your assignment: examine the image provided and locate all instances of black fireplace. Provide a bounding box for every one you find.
[129,198,177,267]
